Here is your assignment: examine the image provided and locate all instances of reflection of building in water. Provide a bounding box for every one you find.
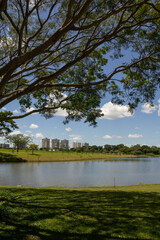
[0,143,10,149]
[60,139,69,149]
[42,138,50,149]
[51,138,60,150]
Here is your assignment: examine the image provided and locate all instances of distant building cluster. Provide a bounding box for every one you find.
[72,142,89,148]
[41,138,89,150]
[0,143,10,149]
[42,138,69,150]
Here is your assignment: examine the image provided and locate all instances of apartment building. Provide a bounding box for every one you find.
[42,138,50,149]
[51,138,60,150]
[0,143,10,149]
[82,142,89,148]
[60,139,69,149]
[73,142,81,148]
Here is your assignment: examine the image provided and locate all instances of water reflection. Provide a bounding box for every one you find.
[0,157,160,187]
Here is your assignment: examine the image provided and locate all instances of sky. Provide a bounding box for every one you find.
[1,92,160,148]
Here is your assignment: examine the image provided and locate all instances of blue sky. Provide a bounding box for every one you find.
[1,93,160,148]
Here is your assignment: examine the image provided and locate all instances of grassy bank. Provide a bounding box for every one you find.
[0,149,149,162]
[0,184,160,240]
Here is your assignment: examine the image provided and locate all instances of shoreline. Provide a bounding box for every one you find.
[0,155,149,162]
[0,184,160,192]
[0,149,159,162]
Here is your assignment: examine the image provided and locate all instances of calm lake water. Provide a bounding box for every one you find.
[0,157,160,187]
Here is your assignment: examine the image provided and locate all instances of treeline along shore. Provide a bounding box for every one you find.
[0,143,160,162]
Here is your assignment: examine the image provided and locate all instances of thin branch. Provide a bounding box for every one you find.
[1,96,71,120]
[4,10,19,34]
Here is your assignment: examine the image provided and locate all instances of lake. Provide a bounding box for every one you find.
[0,157,160,187]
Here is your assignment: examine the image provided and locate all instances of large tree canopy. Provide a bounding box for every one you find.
[6,133,31,152]
[0,0,159,134]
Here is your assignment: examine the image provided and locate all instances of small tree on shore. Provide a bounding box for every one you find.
[28,144,39,155]
[6,134,31,152]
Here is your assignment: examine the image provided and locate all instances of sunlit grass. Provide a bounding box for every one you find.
[0,149,140,162]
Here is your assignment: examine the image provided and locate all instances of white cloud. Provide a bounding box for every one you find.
[69,134,82,140]
[103,135,112,139]
[100,102,133,120]
[54,108,68,117]
[29,0,35,7]
[103,135,124,139]
[35,133,44,139]
[2,107,7,110]
[65,127,72,132]
[13,109,19,114]
[0,36,16,49]
[128,134,143,138]
[29,123,39,129]
[26,130,32,133]
[10,130,22,135]
[116,136,124,139]
[141,103,156,114]
[46,93,68,117]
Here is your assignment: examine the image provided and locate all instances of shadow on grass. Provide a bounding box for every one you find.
[0,188,160,240]
[0,152,26,162]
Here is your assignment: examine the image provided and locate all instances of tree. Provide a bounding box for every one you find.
[28,144,38,154]
[0,0,159,133]
[6,134,31,152]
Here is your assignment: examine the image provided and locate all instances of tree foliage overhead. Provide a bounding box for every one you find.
[0,0,159,133]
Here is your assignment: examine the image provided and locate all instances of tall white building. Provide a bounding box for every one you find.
[51,138,60,149]
[73,142,81,148]
[42,138,50,149]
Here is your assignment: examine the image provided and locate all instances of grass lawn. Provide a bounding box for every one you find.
[0,149,145,162]
[0,185,160,239]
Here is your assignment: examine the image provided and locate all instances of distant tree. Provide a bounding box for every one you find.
[118,146,131,154]
[43,147,50,151]
[28,144,38,154]
[0,0,159,133]
[151,146,160,155]
[104,145,112,152]
[6,134,31,152]
[140,145,151,154]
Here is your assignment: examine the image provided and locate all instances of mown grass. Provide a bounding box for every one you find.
[0,185,160,240]
[0,149,144,162]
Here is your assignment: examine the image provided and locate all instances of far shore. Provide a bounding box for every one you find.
[0,149,158,162]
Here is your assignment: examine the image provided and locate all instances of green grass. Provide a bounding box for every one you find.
[0,149,145,162]
[0,185,160,239]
